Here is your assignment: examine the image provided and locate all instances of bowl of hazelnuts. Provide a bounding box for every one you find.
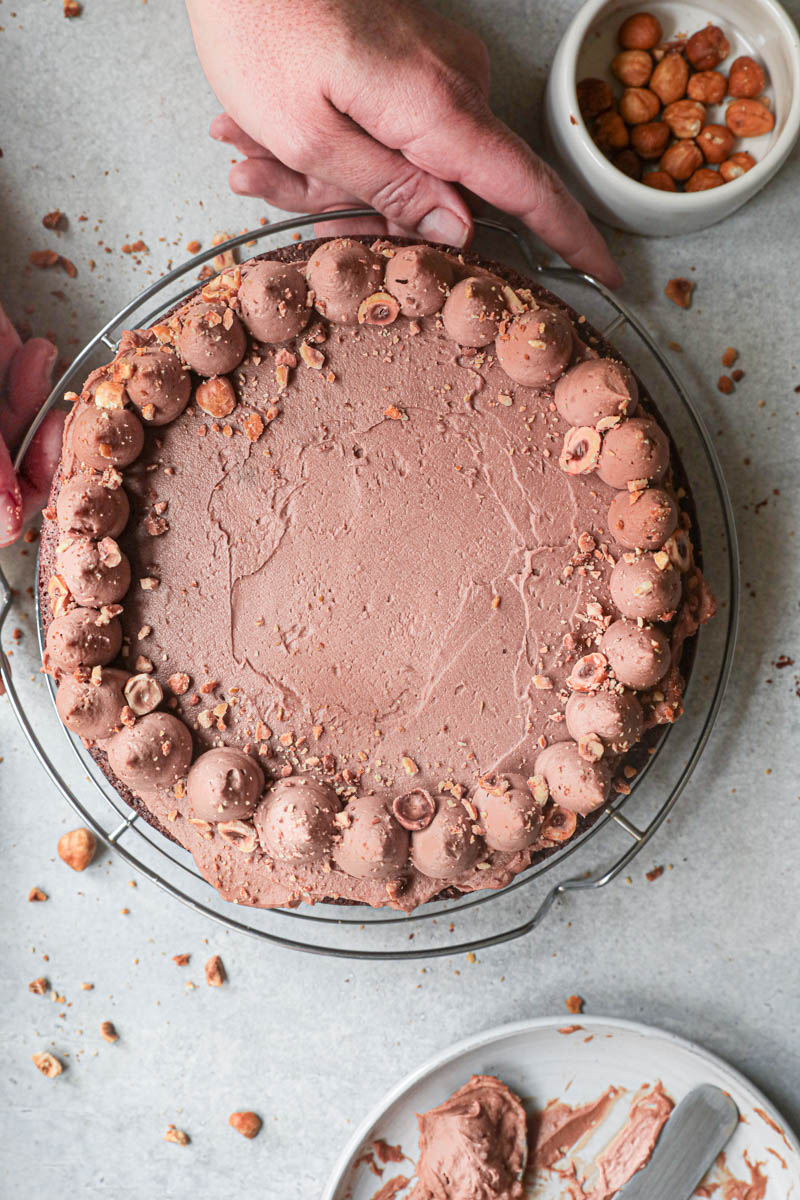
[544,0,800,235]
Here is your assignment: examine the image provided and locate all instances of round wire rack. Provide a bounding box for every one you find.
[0,210,739,959]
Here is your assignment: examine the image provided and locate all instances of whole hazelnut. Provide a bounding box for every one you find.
[593,109,629,151]
[631,121,670,159]
[58,827,97,872]
[685,25,730,71]
[685,167,724,191]
[619,87,661,125]
[725,98,774,138]
[687,70,727,104]
[696,123,735,163]
[195,375,236,418]
[719,151,756,181]
[229,1111,262,1139]
[660,139,703,181]
[577,77,614,118]
[650,53,689,104]
[728,56,766,99]
[618,12,662,50]
[642,170,677,191]
[613,148,643,180]
[663,98,706,139]
[611,49,653,87]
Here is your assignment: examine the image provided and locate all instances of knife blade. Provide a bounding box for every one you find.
[614,1084,739,1200]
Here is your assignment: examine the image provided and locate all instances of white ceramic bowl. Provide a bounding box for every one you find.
[543,0,800,235]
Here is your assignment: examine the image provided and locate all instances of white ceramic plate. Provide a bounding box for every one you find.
[322,1016,800,1200]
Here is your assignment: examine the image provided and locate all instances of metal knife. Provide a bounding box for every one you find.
[615,1084,739,1200]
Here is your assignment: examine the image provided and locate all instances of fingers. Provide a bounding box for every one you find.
[18,408,66,528]
[228,156,359,213]
[0,432,23,548]
[399,105,622,287]
[0,304,22,393]
[211,113,276,159]
[274,109,474,247]
[1,337,58,454]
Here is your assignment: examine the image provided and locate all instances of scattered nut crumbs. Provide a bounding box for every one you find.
[717,375,733,394]
[205,955,226,987]
[229,1111,262,1139]
[32,1051,63,1078]
[164,1125,190,1146]
[28,887,47,902]
[566,994,584,1014]
[172,953,190,966]
[186,240,202,254]
[100,1020,119,1043]
[665,278,693,308]
[28,977,48,995]
[646,865,665,882]
[42,210,65,231]
[63,0,82,15]
[722,346,738,367]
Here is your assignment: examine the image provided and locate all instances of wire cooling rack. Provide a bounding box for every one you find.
[0,210,739,959]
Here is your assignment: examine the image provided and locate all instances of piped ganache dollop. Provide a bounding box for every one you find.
[39,237,715,912]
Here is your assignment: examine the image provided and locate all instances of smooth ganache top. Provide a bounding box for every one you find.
[41,237,715,912]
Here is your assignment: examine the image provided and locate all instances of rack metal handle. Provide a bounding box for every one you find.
[0,208,739,959]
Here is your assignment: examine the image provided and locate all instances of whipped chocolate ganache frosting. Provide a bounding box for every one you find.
[40,236,715,912]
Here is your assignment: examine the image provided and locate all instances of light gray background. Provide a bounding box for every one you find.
[1,1,799,1196]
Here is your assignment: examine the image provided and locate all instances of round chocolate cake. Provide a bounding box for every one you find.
[39,236,714,912]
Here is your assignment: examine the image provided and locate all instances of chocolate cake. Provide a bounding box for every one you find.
[39,236,715,913]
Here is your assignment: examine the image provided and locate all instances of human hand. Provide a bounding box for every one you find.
[0,305,64,548]
[187,0,623,287]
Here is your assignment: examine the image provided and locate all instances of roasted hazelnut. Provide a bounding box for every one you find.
[728,56,766,99]
[611,49,653,87]
[593,109,629,151]
[619,87,661,124]
[725,98,775,138]
[195,375,236,418]
[686,26,730,71]
[696,123,735,163]
[229,1112,262,1139]
[687,70,727,104]
[631,121,670,159]
[577,77,614,119]
[685,167,724,191]
[650,53,689,104]
[58,827,97,871]
[663,99,706,139]
[618,12,662,50]
[719,151,756,181]
[642,169,677,191]
[660,139,703,181]
[613,148,643,180]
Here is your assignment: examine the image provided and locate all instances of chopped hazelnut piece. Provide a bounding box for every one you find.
[164,1125,190,1146]
[28,977,49,995]
[100,1020,119,1043]
[205,955,226,987]
[28,887,48,902]
[32,1051,63,1077]
[172,953,191,966]
[565,994,584,1014]
[664,278,693,308]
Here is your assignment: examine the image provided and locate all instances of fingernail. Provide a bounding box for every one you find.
[417,208,470,249]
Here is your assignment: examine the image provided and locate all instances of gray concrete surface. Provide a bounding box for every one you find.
[1,1,799,1196]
